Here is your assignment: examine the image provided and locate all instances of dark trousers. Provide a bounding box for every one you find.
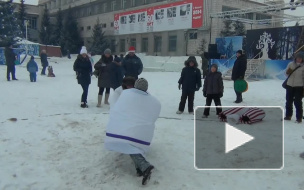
[130,154,151,173]
[178,91,195,112]
[7,65,16,80]
[285,86,303,120]
[41,66,47,75]
[99,87,110,95]
[29,72,37,82]
[204,94,222,116]
[234,81,242,101]
[81,84,89,103]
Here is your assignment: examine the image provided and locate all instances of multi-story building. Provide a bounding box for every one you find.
[38,0,284,56]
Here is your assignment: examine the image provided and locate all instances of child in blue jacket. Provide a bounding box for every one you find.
[27,56,38,82]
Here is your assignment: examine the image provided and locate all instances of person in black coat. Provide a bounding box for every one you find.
[40,50,49,75]
[73,46,92,108]
[202,64,224,117]
[177,56,202,114]
[231,50,247,103]
[4,43,17,81]
[122,46,143,80]
[110,57,124,90]
[94,48,113,107]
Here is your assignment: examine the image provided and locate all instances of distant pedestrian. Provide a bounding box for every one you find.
[67,50,71,59]
[40,50,49,75]
[122,46,143,79]
[201,54,209,79]
[202,64,223,118]
[73,46,92,108]
[177,56,202,114]
[120,53,124,60]
[231,50,247,103]
[4,43,18,81]
[26,56,38,82]
[94,48,113,107]
[110,57,124,90]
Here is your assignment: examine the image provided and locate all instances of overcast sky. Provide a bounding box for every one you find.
[13,0,304,25]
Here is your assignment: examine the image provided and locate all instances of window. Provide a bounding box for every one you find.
[154,36,162,52]
[189,31,197,39]
[121,0,127,9]
[80,26,84,31]
[28,17,37,30]
[131,0,135,7]
[102,23,107,28]
[103,3,107,13]
[130,38,136,48]
[256,13,271,20]
[142,38,148,52]
[143,0,149,5]
[111,22,114,27]
[111,1,116,11]
[168,36,177,52]
[87,7,91,15]
[120,39,126,52]
[87,26,91,30]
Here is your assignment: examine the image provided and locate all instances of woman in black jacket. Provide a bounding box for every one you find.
[202,64,224,117]
[231,50,247,103]
[177,56,202,114]
[110,57,124,90]
[40,50,49,75]
[94,49,113,107]
[73,46,92,108]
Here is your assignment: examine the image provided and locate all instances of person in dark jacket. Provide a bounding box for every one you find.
[73,46,92,108]
[177,56,202,114]
[40,50,49,75]
[202,64,224,117]
[4,43,18,81]
[27,56,39,82]
[122,46,143,80]
[94,48,113,107]
[201,55,209,79]
[110,57,124,90]
[120,54,124,60]
[231,50,247,103]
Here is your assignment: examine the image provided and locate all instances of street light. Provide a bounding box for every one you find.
[44,26,48,54]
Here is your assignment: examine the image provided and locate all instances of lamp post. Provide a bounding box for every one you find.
[24,20,29,55]
[44,26,48,54]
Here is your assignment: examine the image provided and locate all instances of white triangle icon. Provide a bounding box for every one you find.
[225,123,255,153]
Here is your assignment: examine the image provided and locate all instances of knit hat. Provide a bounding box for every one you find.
[236,50,243,55]
[128,46,136,52]
[187,56,197,62]
[114,57,121,62]
[134,78,148,92]
[211,63,218,71]
[104,48,111,55]
[80,46,87,55]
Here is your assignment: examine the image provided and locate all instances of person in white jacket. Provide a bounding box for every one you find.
[109,76,136,108]
[105,78,161,185]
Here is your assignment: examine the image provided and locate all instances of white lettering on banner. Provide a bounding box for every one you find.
[193,10,202,15]
[193,16,201,19]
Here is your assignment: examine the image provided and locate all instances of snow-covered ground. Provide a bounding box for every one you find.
[0,56,303,190]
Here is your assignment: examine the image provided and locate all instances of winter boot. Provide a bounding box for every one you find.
[97,95,102,107]
[104,93,110,105]
[81,102,88,108]
[176,110,183,114]
[142,165,154,185]
[136,168,143,177]
[284,116,291,121]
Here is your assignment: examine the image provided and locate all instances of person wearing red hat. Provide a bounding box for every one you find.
[122,46,143,79]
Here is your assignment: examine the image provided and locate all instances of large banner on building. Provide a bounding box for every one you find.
[114,0,203,35]
[246,26,302,60]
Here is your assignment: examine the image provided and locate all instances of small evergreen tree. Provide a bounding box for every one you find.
[90,17,109,55]
[220,20,235,37]
[18,0,26,38]
[233,21,246,36]
[197,38,207,55]
[39,6,52,45]
[0,0,21,46]
[63,6,83,54]
[51,8,64,46]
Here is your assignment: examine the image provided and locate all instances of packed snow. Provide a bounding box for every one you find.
[0,55,303,190]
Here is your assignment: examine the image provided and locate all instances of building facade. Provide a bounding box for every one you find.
[38,0,283,56]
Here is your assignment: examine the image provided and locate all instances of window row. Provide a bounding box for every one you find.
[80,23,111,31]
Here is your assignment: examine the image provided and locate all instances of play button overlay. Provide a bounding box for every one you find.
[194,106,284,170]
[225,123,254,153]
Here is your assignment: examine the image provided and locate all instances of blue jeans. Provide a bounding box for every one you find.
[30,72,37,82]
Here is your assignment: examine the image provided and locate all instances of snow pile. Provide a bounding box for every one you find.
[1,57,303,189]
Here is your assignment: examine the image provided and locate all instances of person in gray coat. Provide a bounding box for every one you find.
[94,48,113,107]
[202,64,224,117]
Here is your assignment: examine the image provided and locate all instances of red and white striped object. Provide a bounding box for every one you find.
[218,107,249,122]
[240,108,265,124]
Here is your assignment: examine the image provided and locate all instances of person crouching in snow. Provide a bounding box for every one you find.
[27,56,38,82]
[202,64,224,118]
[177,56,202,114]
[109,76,135,108]
[105,78,161,185]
